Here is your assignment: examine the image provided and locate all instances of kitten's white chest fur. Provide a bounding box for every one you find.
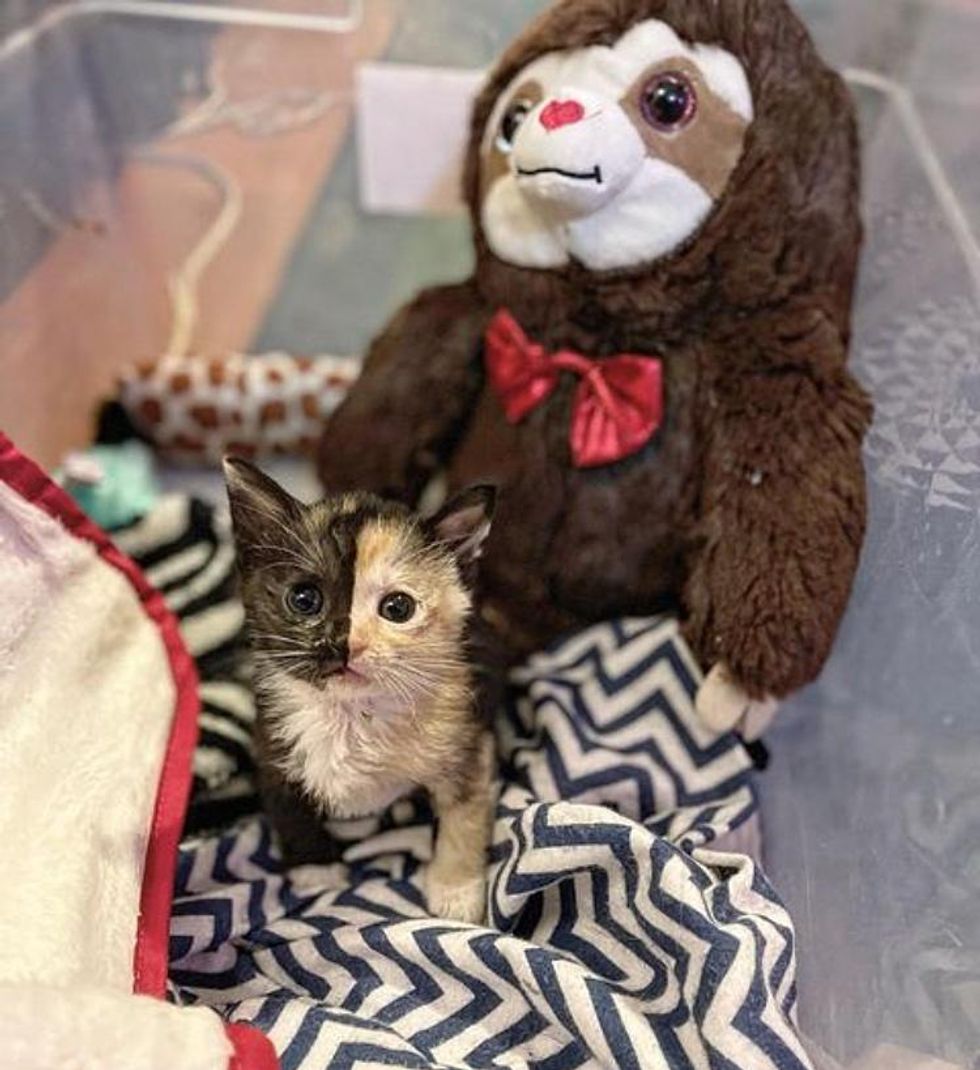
[264,675,415,819]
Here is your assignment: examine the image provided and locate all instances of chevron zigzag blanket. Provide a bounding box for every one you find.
[117,496,810,1070]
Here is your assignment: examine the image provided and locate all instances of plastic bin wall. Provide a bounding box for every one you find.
[0,2,978,1067]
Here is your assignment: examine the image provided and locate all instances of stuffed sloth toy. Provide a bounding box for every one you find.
[318,0,872,735]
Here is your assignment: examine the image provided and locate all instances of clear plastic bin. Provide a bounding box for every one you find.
[0,2,977,1067]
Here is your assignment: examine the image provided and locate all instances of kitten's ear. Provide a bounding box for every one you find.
[223,456,302,559]
[430,485,496,568]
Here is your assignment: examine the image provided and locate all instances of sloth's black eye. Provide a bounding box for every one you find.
[286,582,323,617]
[640,73,697,131]
[496,98,533,152]
[378,591,417,624]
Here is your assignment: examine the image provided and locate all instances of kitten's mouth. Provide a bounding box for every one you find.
[314,663,367,687]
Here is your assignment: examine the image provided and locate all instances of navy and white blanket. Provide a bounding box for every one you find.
[119,496,810,1070]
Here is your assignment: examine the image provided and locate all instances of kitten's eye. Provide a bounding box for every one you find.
[286,582,323,617]
[378,591,417,624]
[496,98,533,153]
[640,72,697,131]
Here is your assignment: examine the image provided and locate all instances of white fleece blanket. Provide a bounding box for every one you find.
[0,481,174,990]
[0,442,266,1070]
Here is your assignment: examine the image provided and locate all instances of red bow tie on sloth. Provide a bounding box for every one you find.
[485,309,664,469]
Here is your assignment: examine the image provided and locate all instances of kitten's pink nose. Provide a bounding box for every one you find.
[347,644,366,664]
[539,99,586,131]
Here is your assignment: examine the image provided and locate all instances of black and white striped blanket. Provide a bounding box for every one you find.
[117,495,810,1070]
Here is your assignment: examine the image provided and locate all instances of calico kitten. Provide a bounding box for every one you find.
[223,457,497,924]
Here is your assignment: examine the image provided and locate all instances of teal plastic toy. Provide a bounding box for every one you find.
[57,441,160,530]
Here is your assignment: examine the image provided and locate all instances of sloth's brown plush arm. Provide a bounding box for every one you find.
[684,310,872,700]
[317,283,489,503]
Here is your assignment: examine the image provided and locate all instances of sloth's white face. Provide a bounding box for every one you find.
[479,19,754,272]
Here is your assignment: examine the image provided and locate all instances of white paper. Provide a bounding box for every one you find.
[356,62,485,216]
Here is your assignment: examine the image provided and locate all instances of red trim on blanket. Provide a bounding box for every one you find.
[227,1024,279,1070]
[0,434,279,1070]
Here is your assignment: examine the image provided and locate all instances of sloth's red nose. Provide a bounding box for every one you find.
[539,99,586,131]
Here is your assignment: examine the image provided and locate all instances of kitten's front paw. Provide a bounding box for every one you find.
[424,869,487,925]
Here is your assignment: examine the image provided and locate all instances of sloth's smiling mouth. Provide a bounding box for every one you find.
[516,165,604,185]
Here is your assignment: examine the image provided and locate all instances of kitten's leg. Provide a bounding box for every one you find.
[260,773,342,869]
[255,713,340,869]
[425,732,496,925]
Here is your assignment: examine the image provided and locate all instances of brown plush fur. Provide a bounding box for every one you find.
[318,0,871,700]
